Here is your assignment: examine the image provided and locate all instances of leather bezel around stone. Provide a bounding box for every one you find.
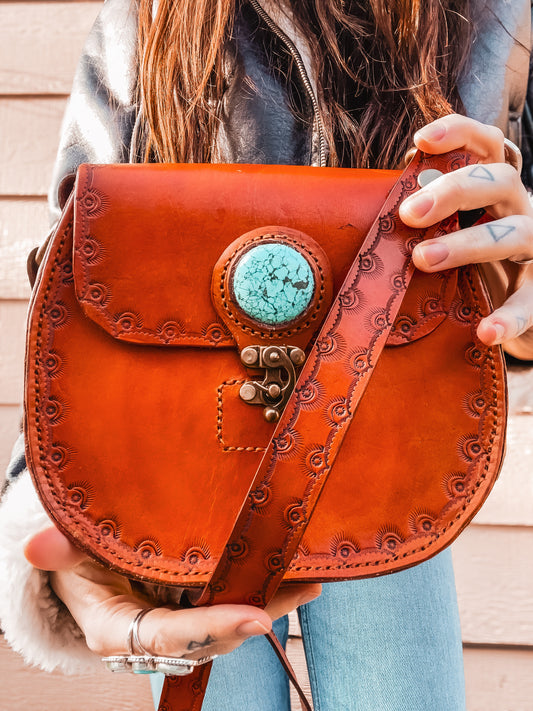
[211,226,333,352]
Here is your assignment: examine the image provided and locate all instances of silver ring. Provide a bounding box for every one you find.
[503,138,523,174]
[102,653,216,676]
[127,608,153,655]
[131,607,153,655]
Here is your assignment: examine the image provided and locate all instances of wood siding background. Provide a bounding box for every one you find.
[0,2,532,709]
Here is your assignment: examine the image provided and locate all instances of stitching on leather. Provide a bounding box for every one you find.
[217,233,327,337]
[100,324,233,346]
[216,379,266,452]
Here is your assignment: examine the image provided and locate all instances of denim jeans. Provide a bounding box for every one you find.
[151,548,466,710]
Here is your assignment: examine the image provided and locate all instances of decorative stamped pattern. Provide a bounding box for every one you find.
[48,301,69,327]
[325,397,351,427]
[79,187,109,217]
[43,351,64,378]
[330,534,360,558]
[458,434,484,462]
[135,539,162,559]
[249,483,272,510]
[284,501,306,528]
[408,510,437,535]
[49,443,71,469]
[226,539,249,561]
[297,379,325,410]
[463,390,486,418]
[443,471,468,498]
[388,270,458,344]
[98,519,121,539]
[272,427,301,458]
[465,341,485,368]
[181,544,211,565]
[376,526,405,552]
[43,396,68,425]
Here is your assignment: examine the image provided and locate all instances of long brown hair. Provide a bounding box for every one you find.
[137,0,471,167]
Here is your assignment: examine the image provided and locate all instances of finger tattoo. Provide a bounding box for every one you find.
[486,224,515,243]
[187,634,215,651]
[468,165,495,181]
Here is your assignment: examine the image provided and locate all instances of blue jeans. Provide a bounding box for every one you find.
[151,549,466,710]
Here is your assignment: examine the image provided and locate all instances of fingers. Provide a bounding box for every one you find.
[410,216,533,347]
[399,162,531,225]
[477,277,533,346]
[413,114,506,164]
[127,582,320,660]
[411,216,533,271]
[407,211,533,346]
[66,592,274,659]
[138,604,273,660]
[400,115,533,353]
[29,521,321,662]
[24,525,86,570]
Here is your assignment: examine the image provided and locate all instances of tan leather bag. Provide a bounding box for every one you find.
[24,151,506,709]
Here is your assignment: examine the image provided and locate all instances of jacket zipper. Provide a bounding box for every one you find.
[248,0,327,167]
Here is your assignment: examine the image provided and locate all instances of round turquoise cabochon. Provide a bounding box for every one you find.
[232,243,315,326]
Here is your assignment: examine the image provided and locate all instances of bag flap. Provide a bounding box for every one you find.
[73,163,455,349]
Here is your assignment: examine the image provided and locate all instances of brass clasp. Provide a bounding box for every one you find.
[239,345,305,422]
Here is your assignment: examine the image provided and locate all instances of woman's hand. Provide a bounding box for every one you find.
[25,525,321,660]
[399,114,533,358]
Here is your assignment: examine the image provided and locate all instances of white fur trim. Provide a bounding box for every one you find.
[0,471,101,674]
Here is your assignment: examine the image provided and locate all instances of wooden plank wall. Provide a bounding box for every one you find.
[0,2,532,709]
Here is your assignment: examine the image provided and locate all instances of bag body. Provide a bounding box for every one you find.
[24,161,507,590]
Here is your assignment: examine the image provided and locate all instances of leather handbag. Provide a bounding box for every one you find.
[24,150,506,710]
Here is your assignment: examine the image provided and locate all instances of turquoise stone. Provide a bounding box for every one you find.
[232,243,314,325]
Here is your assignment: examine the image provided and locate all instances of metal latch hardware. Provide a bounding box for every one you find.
[239,345,306,422]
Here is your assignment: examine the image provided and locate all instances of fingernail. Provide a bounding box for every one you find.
[414,124,447,142]
[236,619,270,637]
[416,243,449,267]
[403,192,434,219]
